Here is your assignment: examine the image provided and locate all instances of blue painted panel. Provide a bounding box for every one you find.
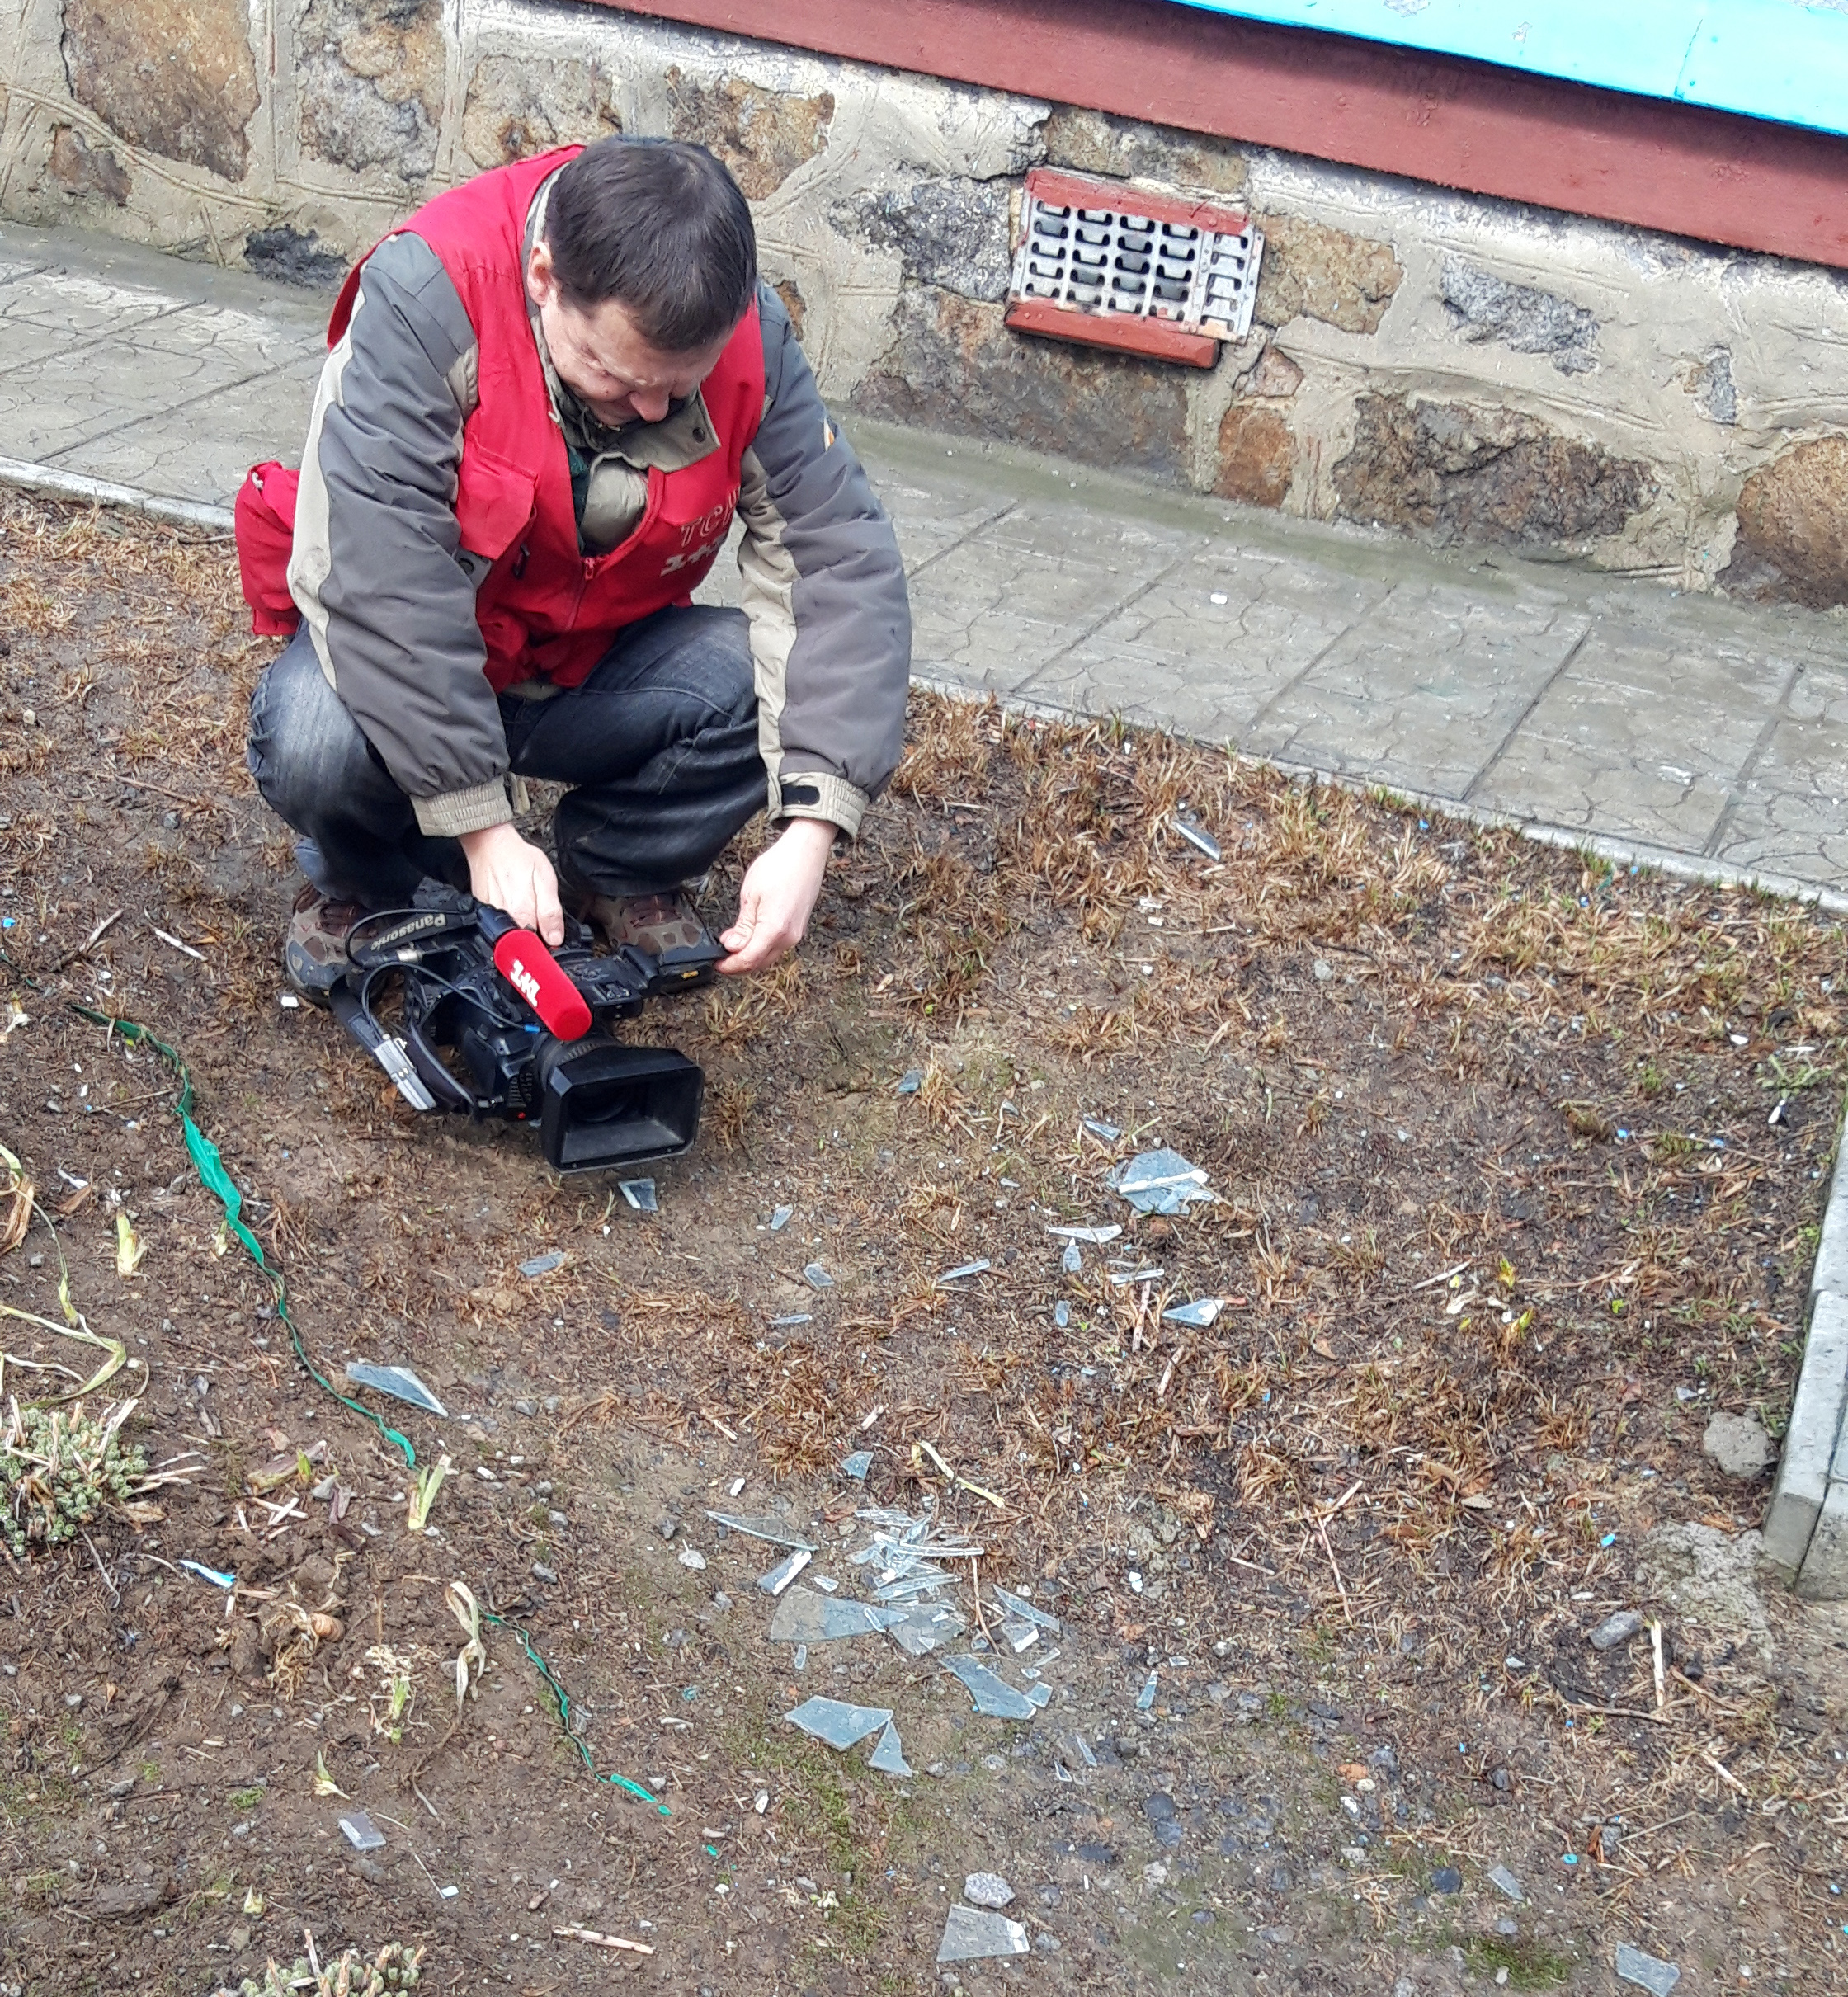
[1164,1,1848,139]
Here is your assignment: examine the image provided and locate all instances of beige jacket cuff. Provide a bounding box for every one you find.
[772,770,868,841]
[412,777,516,839]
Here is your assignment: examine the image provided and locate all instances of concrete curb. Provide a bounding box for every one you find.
[0,455,235,533]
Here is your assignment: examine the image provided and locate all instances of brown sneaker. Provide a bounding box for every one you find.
[564,885,721,985]
[284,883,364,1004]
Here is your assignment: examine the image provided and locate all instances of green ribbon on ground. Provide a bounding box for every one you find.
[482,1608,671,1816]
[70,1004,417,1469]
[68,1005,662,1812]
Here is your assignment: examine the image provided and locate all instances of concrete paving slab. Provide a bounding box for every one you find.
[1241,582,1589,798]
[49,360,323,504]
[1707,663,1848,882]
[1468,624,1803,853]
[910,502,1191,698]
[0,270,179,351]
[1018,543,1386,739]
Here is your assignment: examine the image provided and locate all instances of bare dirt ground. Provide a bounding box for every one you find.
[2,492,1847,1997]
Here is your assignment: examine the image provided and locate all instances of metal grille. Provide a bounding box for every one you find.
[1010,182,1263,343]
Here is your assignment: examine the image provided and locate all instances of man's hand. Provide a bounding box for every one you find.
[460,823,564,944]
[719,817,835,976]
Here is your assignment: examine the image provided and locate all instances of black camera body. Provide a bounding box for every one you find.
[328,887,717,1175]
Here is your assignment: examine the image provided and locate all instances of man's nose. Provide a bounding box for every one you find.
[633,388,672,422]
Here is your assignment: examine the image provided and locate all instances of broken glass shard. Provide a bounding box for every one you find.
[887,1603,967,1656]
[1110,1267,1164,1286]
[792,1645,807,1671]
[840,1449,874,1480]
[1172,814,1222,862]
[998,1618,1040,1653]
[874,1571,955,1602]
[936,1906,1030,1963]
[769,1204,794,1232]
[804,1262,835,1289]
[1112,1148,1214,1215]
[1025,1682,1052,1708]
[1073,1733,1097,1768]
[338,1811,385,1853]
[618,1179,658,1213]
[770,1587,907,1643]
[992,1586,1061,1634]
[1081,1119,1121,1142]
[1162,1297,1226,1328]
[517,1250,564,1277]
[785,1698,892,1749]
[1054,1301,1070,1328]
[1046,1223,1122,1245]
[769,1313,812,1327]
[936,1260,992,1284]
[1137,1670,1159,1711]
[867,1720,912,1776]
[897,1067,925,1095]
[1061,1241,1082,1274]
[1615,1945,1681,1997]
[941,1654,1038,1720]
[758,1549,812,1597]
[344,1363,447,1418]
[704,1512,818,1551]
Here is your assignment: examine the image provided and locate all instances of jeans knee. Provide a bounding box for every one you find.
[247,639,380,824]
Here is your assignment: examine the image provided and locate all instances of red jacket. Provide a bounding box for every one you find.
[237,147,766,693]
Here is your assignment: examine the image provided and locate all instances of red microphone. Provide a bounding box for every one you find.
[492,929,592,1041]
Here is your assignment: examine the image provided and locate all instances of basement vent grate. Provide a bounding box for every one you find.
[1005,168,1264,368]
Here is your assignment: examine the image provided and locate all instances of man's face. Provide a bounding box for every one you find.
[526,240,733,428]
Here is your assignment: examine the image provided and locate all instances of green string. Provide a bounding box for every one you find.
[66,1004,662,1811]
[482,1608,670,1816]
[69,1004,417,1470]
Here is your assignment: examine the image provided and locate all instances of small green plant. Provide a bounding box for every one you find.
[0,1398,153,1554]
[236,1940,425,1996]
[229,1786,264,1811]
[405,1453,450,1533]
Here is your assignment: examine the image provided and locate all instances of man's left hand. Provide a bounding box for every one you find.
[718,817,836,975]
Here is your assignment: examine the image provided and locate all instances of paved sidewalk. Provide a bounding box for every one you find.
[7,217,1848,902]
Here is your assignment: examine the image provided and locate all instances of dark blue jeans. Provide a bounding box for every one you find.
[248,606,766,907]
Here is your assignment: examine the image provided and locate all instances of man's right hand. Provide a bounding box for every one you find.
[459,823,564,944]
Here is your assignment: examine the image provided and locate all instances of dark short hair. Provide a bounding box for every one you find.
[544,137,757,351]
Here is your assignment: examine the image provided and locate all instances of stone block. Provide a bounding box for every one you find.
[1762,1290,1848,1579]
[1254,216,1402,336]
[48,126,130,205]
[243,225,347,292]
[1811,1148,1848,1303]
[61,0,260,184]
[853,288,1190,484]
[1332,393,1648,551]
[1041,106,1247,197]
[1440,257,1598,375]
[662,69,832,200]
[1721,435,1848,610]
[834,180,1012,304]
[461,53,620,171]
[1214,403,1293,509]
[297,0,446,182]
[1688,349,1736,426]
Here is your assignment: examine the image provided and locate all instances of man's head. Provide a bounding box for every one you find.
[527,137,757,428]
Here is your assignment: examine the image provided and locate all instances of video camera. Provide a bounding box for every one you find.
[326,884,719,1175]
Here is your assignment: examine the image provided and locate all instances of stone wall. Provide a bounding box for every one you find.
[3,0,1847,607]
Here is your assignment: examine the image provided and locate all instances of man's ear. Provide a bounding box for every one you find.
[526,238,558,310]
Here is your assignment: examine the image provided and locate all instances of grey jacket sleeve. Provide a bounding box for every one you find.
[737,283,912,839]
[287,233,512,841]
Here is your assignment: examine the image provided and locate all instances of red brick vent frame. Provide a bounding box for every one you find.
[1004,168,1264,368]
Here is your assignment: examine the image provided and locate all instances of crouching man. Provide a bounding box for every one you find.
[237,136,911,997]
